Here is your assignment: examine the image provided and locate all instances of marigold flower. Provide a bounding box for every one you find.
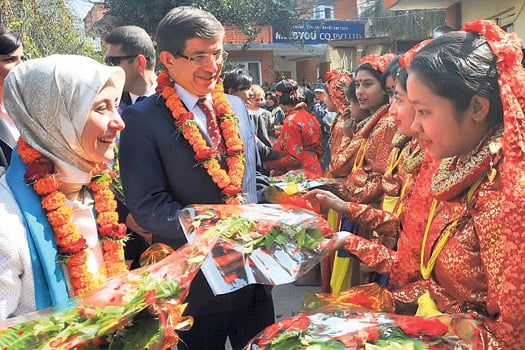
[96,212,119,226]
[47,206,74,226]
[87,180,110,192]
[94,198,117,213]
[17,138,43,163]
[102,238,124,251]
[106,262,127,276]
[68,262,90,278]
[33,175,60,195]
[42,191,66,211]
[104,249,124,262]
[56,231,83,247]
[71,274,96,291]
[54,222,77,238]
[66,250,89,267]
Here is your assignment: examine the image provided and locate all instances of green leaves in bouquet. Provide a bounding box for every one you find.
[108,310,163,350]
[269,330,347,350]
[0,276,183,349]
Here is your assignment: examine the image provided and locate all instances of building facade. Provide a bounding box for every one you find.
[225,0,362,87]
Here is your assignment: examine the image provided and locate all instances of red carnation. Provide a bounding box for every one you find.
[58,237,87,254]
[98,223,127,240]
[24,158,55,182]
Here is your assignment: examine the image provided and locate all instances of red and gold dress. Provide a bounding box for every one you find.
[265,106,323,176]
[342,128,511,348]
[339,105,397,205]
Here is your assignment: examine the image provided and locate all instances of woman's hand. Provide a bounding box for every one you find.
[318,231,352,252]
[304,189,347,213]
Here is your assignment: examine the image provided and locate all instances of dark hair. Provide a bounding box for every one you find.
[0,28,22,55]
[265,91,279,106]
[396,67,408,92]
[355,63,382,84]
[105,25,156,69]
[345,80,358,103]
[381,55,401,90]
[275,79,304,105]
[221,69,252,92]
[410,31,502,126]
[156,6,224,57]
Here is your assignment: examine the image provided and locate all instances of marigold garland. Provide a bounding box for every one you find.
[156,70,246,204]
[17,138,128,297]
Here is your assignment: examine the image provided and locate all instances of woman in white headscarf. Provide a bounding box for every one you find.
[0,55,126,319]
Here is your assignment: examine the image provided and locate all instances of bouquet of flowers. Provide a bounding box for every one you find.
[268,169,340,194]
[179,203,333,295]
[244,307,480,350]
[0,232,218,350]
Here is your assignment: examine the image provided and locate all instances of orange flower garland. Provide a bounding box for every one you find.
[17,138,128,297]
[156,70,245,204]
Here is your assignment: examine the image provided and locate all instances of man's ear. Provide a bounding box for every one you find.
[159,51,176,69]
[135,54,147,73]
[470,95,490,122]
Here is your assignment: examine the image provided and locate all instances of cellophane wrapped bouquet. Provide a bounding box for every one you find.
[268,169,340,193]
[245,284,480,349]
[244,307,479,350]
[179,203,333,295]
[0,232,218,350]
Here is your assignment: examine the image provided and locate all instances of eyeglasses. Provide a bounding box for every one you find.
[104,55,138,66]
[179,51,228,67]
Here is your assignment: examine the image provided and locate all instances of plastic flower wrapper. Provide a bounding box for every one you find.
[268,169,341,194]
[0,232,218,350]
[302,283,395,314]
[244,305,481,350]
[179,203,333,295]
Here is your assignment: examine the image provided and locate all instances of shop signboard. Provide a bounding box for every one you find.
[273,20,365,44]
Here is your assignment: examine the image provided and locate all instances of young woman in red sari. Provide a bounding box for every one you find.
[312,20,524,349]
[265,79,323,176]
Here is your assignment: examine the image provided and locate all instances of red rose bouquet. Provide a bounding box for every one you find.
[0,232,218,350]
[179,203,333,295]
[245,307,479,350]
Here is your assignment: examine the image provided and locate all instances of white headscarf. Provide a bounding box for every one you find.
[3,54,125,184]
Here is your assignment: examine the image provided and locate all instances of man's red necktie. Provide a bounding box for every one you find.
[197,97,222,149]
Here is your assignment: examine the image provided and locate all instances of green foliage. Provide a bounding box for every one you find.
[103,0,301,47]
[0,0,102,60]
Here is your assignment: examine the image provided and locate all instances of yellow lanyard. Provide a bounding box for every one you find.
[352,139,369,172]
[385,144,409,175]
[395,174,412,217]
[420,174,485,279]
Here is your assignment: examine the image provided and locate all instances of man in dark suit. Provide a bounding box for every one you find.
[118,6,274,350]
[104,25,158,268]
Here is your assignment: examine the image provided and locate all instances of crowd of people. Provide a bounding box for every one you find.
[0,4,523,350]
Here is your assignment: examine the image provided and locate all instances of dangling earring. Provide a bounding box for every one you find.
[487,140,501,184]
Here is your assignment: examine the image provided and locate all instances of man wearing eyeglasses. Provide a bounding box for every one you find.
[104,26,157,111]
[118,6,274,350]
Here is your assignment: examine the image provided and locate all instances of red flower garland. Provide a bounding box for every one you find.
[17,138,128,297]
[156,70,246,204]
